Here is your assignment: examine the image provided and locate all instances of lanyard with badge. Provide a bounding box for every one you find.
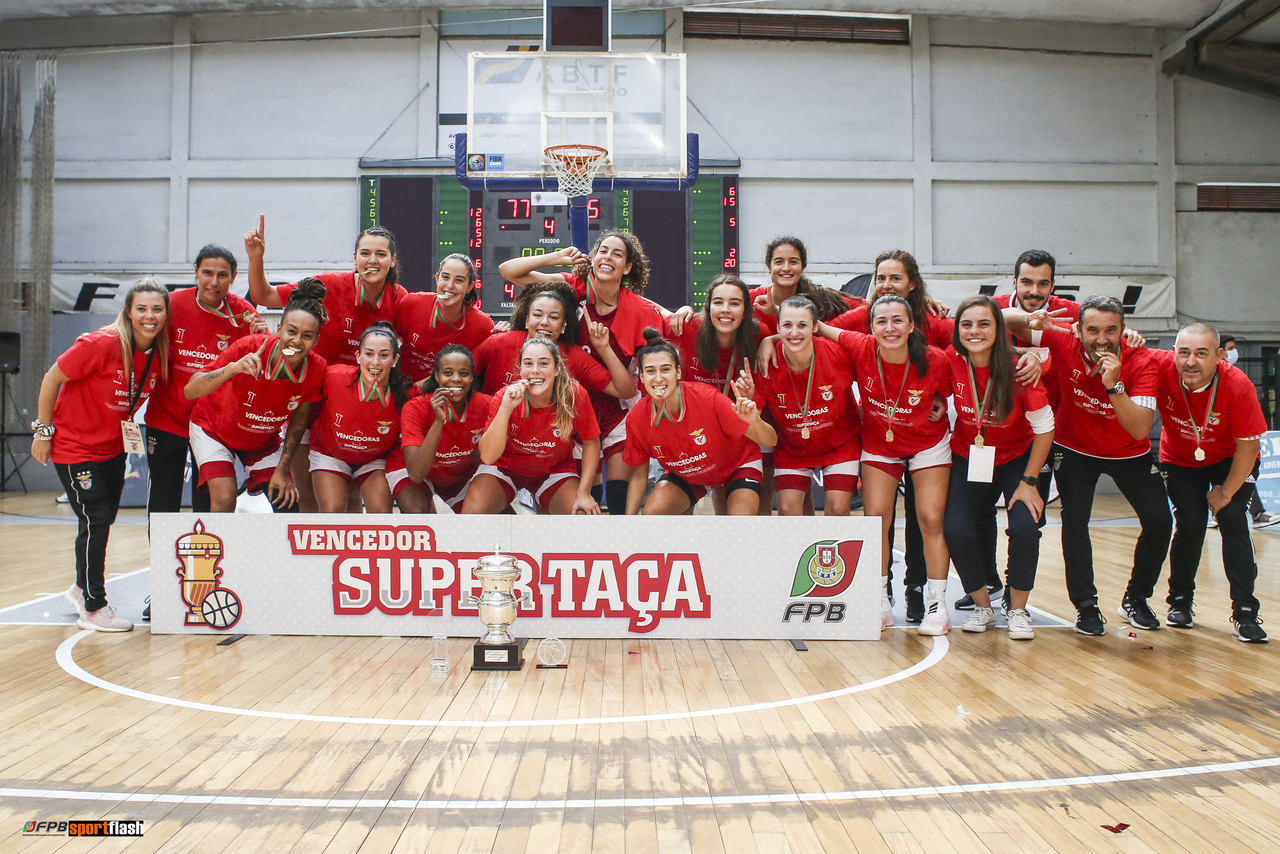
[966,360,996,482]
[121,348,157,455]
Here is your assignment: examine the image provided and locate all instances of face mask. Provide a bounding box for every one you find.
[1225,349,1239,365]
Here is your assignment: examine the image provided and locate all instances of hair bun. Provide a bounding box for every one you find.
[642,326,663,344]
[293,277,327,303]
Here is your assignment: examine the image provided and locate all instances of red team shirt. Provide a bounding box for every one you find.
[274,271,406,367]
[992,292,1081,407]
[751,337,862,469]
[473,331,613,396]
[189,334,326,451]
[1037,326,1157,459]
[623,382,760,486]
[399,391,493,487]
[946,350,1051,465]
[393,293,494,381]
[1149,349,1268,467]
[52,330,162,464]
[485,382,601,478]
[146,288,258,437]
[665,314,762,393]
[308,364,402,465]
[836,330,951,458]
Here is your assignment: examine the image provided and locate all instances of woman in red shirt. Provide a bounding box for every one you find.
[308,321,412,513]
[749,236,858,335]
[392,344,493,512]
[394,253,494,383]
[816,295,953,635]
[185,280,328,513]
[498,230,665,515]
[462,338,602,515]
[31,278,170,632]
[624,329,775,515]
[743,297,863,518]
[244,217,408,511]
[942,296,1055,640]
[473,282,634,400]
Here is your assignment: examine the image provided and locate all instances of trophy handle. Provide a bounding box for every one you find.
[519,590,534,610]
[461,594,480,608]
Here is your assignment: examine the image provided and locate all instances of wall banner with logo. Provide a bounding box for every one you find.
[1256,431,1280,514]
[149,513,882,640]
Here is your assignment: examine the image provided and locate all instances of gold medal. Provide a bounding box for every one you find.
[885,429,894,443]
[975,434,984,448]
[1194,446,1205,462]
[801,427,811,440]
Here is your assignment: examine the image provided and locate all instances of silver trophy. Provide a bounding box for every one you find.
[464,548,533,670]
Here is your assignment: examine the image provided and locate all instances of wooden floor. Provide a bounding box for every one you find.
[1,489,1278,853]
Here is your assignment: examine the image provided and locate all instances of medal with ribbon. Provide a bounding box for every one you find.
[1179,372,1219,463]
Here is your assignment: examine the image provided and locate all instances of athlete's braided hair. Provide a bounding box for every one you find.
[511,281,582,345]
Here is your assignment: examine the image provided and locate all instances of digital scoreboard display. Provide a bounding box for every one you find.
[361,176,736,317]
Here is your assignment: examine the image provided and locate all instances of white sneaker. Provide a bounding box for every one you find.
[917,600,950,636]
[64,584,86,618]
[1254,511,1280,529]
[77,606,133,633]
[881,593,894,631]
[1007,608,1036,640]
[961,606,996,633]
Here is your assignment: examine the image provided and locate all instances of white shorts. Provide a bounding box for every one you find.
[188,422,282,490]
[774,458,860,493]
[862,433,952,480]
[308,449,386,483]
[474,462,578,511]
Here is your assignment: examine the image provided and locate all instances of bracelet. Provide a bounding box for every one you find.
[31,419,55,440]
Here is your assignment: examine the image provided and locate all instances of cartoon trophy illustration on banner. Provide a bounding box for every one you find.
[174,520,243,630]
[463,547,532,670]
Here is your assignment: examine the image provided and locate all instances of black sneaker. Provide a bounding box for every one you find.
[1075,601,1105,636]
[1117,595,1161,630]
[142,596,151,623]
[1232,608,1268,643]
[905,586,924,624]
[1166,598,1193,629]
[955,584,1001,611]
[885,579,895,608]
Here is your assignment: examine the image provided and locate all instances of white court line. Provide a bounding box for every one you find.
[55,630,949,728]
[3,756,1278,810]
[0,567,150,616]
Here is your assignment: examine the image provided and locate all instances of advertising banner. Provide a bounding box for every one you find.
[1256,430,1280,513]
[149,513,882,640]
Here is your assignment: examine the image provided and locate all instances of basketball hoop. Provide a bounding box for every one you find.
[544,144,609,198]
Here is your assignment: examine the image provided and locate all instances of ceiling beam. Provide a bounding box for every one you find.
[1161,0,1280,71]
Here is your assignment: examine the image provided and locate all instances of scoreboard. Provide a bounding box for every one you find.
[360,175,737,317]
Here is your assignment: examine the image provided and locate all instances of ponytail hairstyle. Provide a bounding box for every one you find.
[422,344,477,410]
[352,321,412,408]
[573,228,650,295]
[437,253,479,305]
[870,294,929,377]
[108,276,171,383]
[697,273,758,373]
[638,326,682,372]
[355,225,401,287]
[520,336,577,440]
[511,281,582,345]
[951,295,1015,422]
[765,236,849,320]
[283,277,329,328]
[873,249,930,332]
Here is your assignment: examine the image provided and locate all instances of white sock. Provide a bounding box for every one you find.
[926,578,947,603]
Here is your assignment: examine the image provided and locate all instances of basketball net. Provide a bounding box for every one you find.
[544,144,609,198]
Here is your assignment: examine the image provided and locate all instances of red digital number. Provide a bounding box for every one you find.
[724,248,737,270]
[728,216,737,228]
[724,187,736,207]
[504,281,517,298]
[587,198,600,219]
[544,217,556,236]
[506,198,531,219]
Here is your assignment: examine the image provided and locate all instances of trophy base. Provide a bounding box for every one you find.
[472,639,524,671]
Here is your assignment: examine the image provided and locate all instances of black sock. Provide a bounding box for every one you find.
[605,479,629,515]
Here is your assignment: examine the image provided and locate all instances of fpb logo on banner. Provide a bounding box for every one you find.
[782,539,863,623]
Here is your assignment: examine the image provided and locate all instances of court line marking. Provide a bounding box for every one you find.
[56,630,948,728]
[0,567,150,616]
[4,756,1278,810]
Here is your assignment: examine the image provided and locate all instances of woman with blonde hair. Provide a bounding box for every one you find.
[31,278,170,632]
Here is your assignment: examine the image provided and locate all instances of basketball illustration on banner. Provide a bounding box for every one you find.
[174,520,243,630]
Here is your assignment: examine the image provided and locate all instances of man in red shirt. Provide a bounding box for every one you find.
[1153,324,1268,642]
[1008,294,1171,636]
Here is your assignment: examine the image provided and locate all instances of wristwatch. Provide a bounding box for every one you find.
[1019,475,1038,487]
[31,419,55,440]
[1105,381,1125,395]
